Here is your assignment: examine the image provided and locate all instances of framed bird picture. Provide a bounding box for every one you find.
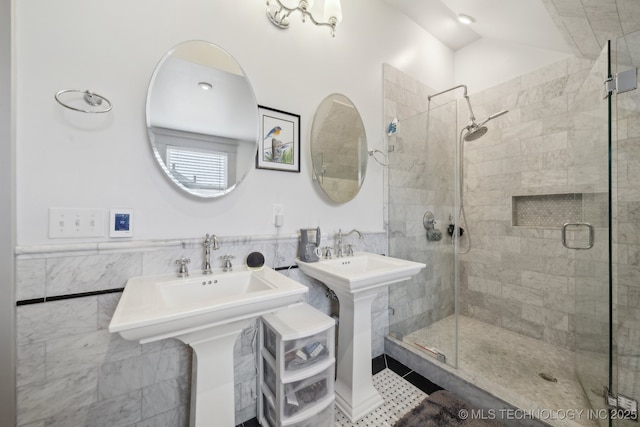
[257,105,300,172]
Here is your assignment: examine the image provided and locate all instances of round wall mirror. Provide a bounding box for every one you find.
[311,93,367,203]
[146,41,259,197]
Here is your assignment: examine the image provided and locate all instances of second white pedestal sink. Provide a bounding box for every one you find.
[108,266,307,427]
[297,252,425,422]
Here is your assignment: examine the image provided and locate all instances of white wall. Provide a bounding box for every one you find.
[454,38,572,94]
[0,0,15,423]
[15,0,454,246]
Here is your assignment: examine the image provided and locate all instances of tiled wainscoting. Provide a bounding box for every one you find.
[14,232,385,426]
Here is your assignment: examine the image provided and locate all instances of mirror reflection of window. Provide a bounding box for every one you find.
[146,41,259,198]
[150,126,238,196]
[167,146,228,190]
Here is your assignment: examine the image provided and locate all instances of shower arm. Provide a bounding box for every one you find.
[427,84,468,100]
[427,84,477,125]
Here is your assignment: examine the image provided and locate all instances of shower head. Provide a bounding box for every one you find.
[463,109,509,142]
[464,125,488,141]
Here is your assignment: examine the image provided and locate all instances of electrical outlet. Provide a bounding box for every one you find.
[49,208,105,238]
[273,204,284,227]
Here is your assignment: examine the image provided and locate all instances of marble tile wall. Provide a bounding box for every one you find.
[460,55,610,352]
[14,232,386,426]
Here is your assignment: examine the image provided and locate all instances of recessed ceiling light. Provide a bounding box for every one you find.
[198,82,213,91]
[458,14,475,25]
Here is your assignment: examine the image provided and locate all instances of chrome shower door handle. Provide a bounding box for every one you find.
[561,222,594,250]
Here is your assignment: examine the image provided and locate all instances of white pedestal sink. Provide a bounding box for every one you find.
[108,266,307,427]
[297,252,425,422]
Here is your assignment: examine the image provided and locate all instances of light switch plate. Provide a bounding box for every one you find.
[48,208,105,238]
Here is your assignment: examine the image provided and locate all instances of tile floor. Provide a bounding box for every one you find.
[334,369,426,427]
[236,355,442,427]
[403,315,602,427]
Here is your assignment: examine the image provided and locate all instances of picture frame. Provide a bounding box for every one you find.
[257,105,301,172]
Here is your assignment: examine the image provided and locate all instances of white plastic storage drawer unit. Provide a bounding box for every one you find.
[262,388,334,427]
[258,303,335,427]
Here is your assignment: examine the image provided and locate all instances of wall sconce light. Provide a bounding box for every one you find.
[266,0,343,37]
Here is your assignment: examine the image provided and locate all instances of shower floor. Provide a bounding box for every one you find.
[402,315,601,427]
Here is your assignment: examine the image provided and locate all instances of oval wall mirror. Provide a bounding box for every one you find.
[311,93,367,203]
[146,41,259,198]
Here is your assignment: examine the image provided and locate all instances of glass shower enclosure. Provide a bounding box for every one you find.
[386,30,640,425]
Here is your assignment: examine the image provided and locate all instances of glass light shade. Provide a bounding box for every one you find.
[277,0,298,8]
[324,0,342,23]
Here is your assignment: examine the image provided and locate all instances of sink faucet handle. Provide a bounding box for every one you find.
[176,257,191,277]
[346,244,354,256]
[220,255,235,272]
[323,246,332,259]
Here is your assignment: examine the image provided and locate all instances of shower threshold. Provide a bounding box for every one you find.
[385,315,603,427]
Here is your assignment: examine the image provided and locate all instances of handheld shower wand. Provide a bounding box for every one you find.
[428,84,509,253]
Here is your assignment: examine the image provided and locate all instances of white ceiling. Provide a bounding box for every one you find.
[383,0,573,54]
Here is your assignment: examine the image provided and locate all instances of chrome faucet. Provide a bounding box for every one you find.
[335,229,363,257]
[203,233,220,274]
[176,257,191,277]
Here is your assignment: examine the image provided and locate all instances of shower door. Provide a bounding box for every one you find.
[572,40,613,426]
[387,100,459,368]
[612,29,640,427]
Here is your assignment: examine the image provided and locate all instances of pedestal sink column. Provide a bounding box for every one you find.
[177,319,255,427]
[333,288,384,422]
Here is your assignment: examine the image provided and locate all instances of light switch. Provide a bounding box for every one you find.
[48,208,105,238]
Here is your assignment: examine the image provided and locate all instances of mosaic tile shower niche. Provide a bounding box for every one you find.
[512,193,608,228]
